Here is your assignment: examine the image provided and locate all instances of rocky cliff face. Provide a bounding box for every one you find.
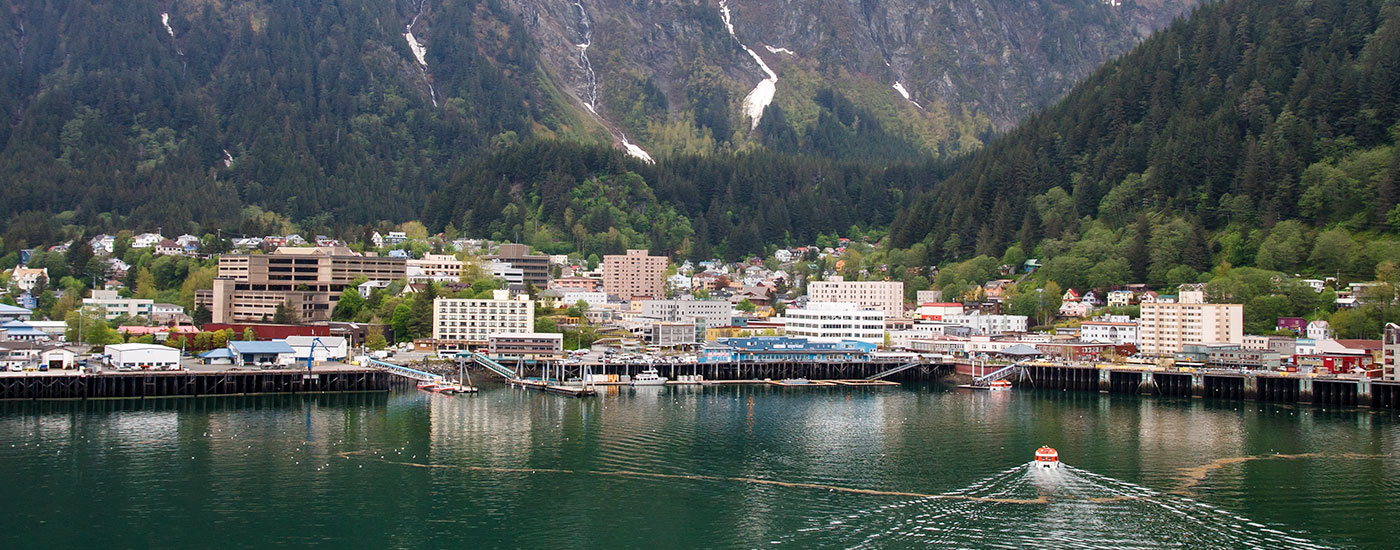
[481,0,1198,159]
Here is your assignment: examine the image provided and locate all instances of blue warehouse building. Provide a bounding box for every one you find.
[700,337,875,363]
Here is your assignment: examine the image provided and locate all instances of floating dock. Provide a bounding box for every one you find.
[507,378,597,397]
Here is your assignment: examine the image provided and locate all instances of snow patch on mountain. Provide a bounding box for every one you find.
[893,82,924,109]
[764,45,795,56]
[720,0,778,130]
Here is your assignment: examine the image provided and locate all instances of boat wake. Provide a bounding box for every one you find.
[771,463,1334,549]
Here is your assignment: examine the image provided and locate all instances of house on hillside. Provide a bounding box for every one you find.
[11,267,48,292]
[1062,288,1081,303]
[131,233,164,248]
[1059,301,1092,318]
[154,240,184,256]
[1107,290,1134,308]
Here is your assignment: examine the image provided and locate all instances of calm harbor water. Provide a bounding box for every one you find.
[2,383,1398,548]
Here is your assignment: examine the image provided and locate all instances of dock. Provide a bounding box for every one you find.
[507,378,596,397]
[1015,363,1400,409]
[0,367,390,400]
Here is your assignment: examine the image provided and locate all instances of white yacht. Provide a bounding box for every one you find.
[630,368,668,386]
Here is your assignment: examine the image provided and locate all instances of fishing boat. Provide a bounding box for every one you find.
[1034,446,1060,469]
[957,379,1013,391]
[630,368,668,386]
[416,380,440,392]
[431,382,478,394]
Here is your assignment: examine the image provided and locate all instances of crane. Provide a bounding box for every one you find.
[305,337,333,372]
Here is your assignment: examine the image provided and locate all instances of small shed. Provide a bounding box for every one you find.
[228,341,295,367]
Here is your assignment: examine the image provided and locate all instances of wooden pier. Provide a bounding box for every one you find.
[511,360,951,383]
[0,368,391,400]
[1019,363,1400,409]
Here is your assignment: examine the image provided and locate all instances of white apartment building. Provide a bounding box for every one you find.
[782,302,886,344]
[1079,320,1138,346]
[84,290,154,321]
[432,290,534,345]
[640,299,732,331]
[560,291,609,309]
[1138,292,1243,355]
[406,254,463,282]
[807,277,904,317]
[940,312,1028,335]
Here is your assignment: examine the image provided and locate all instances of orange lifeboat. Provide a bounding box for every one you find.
[1034,446,1059,469]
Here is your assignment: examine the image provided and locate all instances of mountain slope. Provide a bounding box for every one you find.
[507,0,1198,159]
[0,0,597,234]
[0,0,1195,244]
[891,0,1400,279]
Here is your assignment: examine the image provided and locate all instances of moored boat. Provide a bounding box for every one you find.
[630,368,668,386]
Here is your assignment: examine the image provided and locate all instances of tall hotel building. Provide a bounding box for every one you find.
[806,277,905,318]
[432,290,535,346]
[603,249,667,300]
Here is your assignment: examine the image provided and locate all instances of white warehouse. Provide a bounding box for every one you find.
[106,343,180,370]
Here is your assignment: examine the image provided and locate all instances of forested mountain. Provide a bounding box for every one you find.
[890,0,1400,283]
[0,0,1194,244]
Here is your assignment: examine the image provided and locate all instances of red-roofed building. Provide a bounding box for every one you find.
[202,323,330,340]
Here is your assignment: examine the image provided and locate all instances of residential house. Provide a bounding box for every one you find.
[154,240,184,256]
[1277,317,1308,334]
[1058,301,1093,318]
[383,231,408,245]
[1106,290,1133,308]
[89,234,116,255]
[1081,291,1102,308]
[1062,288,1081,302]
[11,267,48,291]
[1306,320,1332,340]
[983,279,1013,301]
[131,232,164,248]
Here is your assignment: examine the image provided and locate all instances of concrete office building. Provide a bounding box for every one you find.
[207,246,406,324]
[807,277,904,317]
[648,322,697,347]
[603,249,667,300]
[486,244,550,288]
[83,290,154,321]
[432,290,535,346]
[640,299,732,332]
[406,254,463,282]
[488,333,564,362]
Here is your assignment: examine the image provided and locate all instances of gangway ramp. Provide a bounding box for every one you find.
[866,362,920,380]
[367,359,443,382]
[466,352,518,380]
[973,363,1024,386]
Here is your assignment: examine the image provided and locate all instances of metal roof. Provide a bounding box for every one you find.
[0,304,32,315]
[228,341,295,354]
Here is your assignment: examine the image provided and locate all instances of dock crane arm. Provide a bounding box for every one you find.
[306,337,333,372]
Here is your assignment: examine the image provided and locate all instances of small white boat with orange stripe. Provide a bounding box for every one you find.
[1034,446,1059,469]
